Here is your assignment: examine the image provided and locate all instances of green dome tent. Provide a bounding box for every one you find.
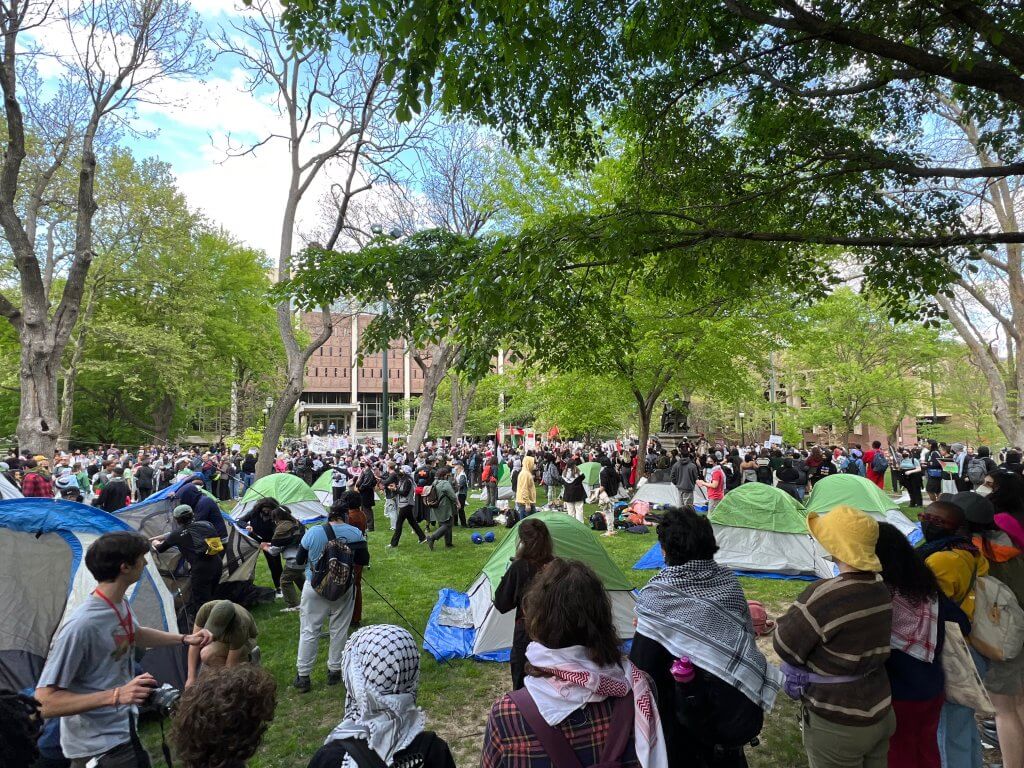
[709,483,833,578]
[230,473,325,523]
[579,461,602,486]
[466,512,636,655]
[804,474,921,544]
[311,470,335,505]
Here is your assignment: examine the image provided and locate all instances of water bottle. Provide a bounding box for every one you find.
[671,656,695,683]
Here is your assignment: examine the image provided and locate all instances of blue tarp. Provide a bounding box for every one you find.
[0,498,133,535]
[422,589,510,663]
[631,541,818,581]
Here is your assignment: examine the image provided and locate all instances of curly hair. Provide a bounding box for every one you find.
[524,558,621,668]
[657,506,719,566]
[171,666,277,768]
[0,689,42,766]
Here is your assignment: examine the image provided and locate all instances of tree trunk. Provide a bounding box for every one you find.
[17,326,60,457]
[256,347,304,478]
[409,342,457,449]
[152,393,175,445]
[451,377,478,443]
[229,360,239,436]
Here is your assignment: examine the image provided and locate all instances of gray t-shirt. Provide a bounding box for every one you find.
[37,594,139,759]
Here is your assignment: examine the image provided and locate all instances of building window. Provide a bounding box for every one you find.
[357,394,403,432]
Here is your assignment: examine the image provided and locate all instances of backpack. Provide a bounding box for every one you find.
[468,506,497,527]
[844,458,862,475]
[747,600,775,636]
[967,457,988,487]
[187,520,224,557]
[590,512,607,531]
[870,452,889,474]
[397,474,414,498]
[309,524,355,601]
[971,574,1024,661]
[422,484,439,507]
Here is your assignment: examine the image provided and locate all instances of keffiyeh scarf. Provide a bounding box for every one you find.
[634,561,782,710]
[524,643,668,768]
[890,592,938,662]
[325,625,427,768]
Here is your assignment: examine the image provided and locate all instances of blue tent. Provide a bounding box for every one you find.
[0,498,180,691]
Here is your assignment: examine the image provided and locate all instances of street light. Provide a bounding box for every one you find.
[738,412,746,447]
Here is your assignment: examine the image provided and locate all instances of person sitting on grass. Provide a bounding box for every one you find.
[186,600,259,688]
[307,625,456,768]
[482,558,668,768]
[172,665,277,768]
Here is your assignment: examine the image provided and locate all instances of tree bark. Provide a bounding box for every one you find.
[18,326,60,457]
[450,377,478,443]
[409,342,457,449]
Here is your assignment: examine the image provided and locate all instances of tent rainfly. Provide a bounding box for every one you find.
[311,470,335,505]
[231,473,326,523]
[0,474,22,499]
[633,483,834,578]
[0,499,179,691]
[629,482,681,509]
[804,474,922,545]
[424,512,637,660]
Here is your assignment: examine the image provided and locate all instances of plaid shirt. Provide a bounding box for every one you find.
[21,472,53,498]
[481,694,641,768]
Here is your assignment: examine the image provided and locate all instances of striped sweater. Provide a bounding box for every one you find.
[773,572,893,726]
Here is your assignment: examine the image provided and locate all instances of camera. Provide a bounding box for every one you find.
[146,683,181,718]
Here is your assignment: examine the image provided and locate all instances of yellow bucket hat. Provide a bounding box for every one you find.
[807,505,882,573]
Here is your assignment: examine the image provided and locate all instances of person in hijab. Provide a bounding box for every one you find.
[307,625,456,768]
[630,506,776,768]
[482,558,668,768]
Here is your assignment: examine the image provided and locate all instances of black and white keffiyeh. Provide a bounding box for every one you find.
[635,560,782,710]
[325,625,427,768]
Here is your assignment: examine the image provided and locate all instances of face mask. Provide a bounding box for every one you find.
[977,485,993,497]
[921,521,952,542]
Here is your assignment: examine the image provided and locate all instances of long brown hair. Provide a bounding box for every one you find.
[516,518,554,569]
[524,558,621,667]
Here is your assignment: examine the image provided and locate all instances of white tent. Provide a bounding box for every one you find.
[465,513,636,655]
[0,474,22,499]
[629,482,681,508]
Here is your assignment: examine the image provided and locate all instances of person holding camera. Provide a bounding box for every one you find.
[34,531,213,768]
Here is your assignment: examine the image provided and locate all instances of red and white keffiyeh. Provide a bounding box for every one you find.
[524,643,668,768]
[890,592,938,663]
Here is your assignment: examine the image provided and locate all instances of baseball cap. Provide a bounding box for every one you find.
[203,600,236,638]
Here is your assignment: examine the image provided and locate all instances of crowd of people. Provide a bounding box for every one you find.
[6,429,1024,768]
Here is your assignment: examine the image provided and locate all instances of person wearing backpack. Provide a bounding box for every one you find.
[389,466,426,547]
[423,467,459,551]
[154,504,225,625]
[962,476,1024,768]
[482,558,669,768]
[631,508,775,768]
[965,446,998,491]
[291,501,369,693]
[864,441,888,490]
[919,499,990,768]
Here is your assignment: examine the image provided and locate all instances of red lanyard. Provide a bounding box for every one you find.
[92,588,135,647]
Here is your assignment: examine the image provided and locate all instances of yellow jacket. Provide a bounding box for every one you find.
[925,547,989,620]
[516,456,536,505]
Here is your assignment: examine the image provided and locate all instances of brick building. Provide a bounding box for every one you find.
[297,311,426,438]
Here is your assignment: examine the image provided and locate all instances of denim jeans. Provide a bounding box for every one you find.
[240,472,255,493]
[938,648,988,768]
[515,503,536,518]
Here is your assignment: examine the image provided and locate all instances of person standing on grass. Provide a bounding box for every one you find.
[562,460,587,524]
[774,506,895,768]
[697,453,726,512]
[494,519,554,690]
[238,497,284,597]
[390,465,426,548]
[515,454,538,519]
[265,505,306,612]
[454,462,469,527]
[864,440,888,490]
[875,522,968,768]
[291,502,369,694]
[423,467,458,551]
[35,532,213,768]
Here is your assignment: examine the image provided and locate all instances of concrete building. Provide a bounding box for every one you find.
[298,311,426,438]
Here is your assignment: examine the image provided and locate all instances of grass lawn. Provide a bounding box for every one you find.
[143,494,809,768]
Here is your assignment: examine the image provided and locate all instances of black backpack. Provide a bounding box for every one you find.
[590,512,607,531]
[469,506,497,527]
[309,524,355,601]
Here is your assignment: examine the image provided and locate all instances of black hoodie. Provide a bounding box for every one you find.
[178,483,227,538]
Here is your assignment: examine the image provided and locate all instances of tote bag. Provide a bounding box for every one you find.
[942,621,994,714]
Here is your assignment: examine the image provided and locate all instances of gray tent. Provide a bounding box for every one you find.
[629,482,682,508]
[0,474,22,499]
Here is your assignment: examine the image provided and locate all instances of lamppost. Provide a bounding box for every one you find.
[738,411,746,447]
[369,225,403,448]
